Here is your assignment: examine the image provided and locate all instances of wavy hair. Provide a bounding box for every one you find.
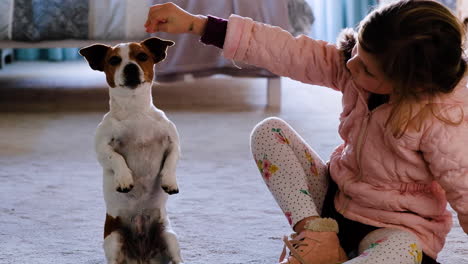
[343,0,467,137]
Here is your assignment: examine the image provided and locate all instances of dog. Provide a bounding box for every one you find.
[79,37,183,264]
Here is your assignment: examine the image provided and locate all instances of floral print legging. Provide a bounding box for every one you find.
[250,117,424,264]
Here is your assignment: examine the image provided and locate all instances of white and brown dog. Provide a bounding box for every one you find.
[79,37,183,264]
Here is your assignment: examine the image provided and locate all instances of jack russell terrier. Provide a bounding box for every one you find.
[79,37,183,264]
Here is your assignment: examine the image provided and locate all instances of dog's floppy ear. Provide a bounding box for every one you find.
[141,37,175,64]
[79,44,111,72]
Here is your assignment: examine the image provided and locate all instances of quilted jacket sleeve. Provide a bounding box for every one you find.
[420,105,468,233]
[222,15,351,91]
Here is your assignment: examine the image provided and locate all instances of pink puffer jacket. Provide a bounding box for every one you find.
[222,15,468,258]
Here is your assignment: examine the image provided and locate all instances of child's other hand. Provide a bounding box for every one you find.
[145,2,207,36]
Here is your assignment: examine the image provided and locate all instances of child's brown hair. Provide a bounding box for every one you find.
[339,0,467,137]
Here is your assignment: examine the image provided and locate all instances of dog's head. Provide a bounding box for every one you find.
[79,37,174,89]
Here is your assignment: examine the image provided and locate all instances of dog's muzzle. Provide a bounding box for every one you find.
[123,63,141,88]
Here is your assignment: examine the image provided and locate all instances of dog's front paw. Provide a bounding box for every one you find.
[115,168,134,193]
[160,172,179,195]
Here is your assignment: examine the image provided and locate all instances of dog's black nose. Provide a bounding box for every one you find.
[124,63,139,75]
[123,63,141,88]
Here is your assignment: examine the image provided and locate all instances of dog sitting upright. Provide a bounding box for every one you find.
[79,37,183,264]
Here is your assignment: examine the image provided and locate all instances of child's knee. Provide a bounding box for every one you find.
[359,228,422,256]
[250,117,288,146]
[349,228,424,264]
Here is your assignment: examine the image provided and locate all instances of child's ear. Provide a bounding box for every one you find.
[141,37,175,64]
[79,44,111,72]
[337,28,357,63]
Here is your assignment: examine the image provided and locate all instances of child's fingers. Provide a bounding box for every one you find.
[144,18,158,32]
[145,3,181,33]
[145,19,156,33]
[146,22,159,33]
[146,4,166,28]
[147,4,169,22]
[145,19,168,33]
[156,22,169,33]
[146,15,169,31]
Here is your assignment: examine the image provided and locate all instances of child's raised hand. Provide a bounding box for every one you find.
[145,2,207,36]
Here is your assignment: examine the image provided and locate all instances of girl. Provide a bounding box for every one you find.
[145,1,468,263]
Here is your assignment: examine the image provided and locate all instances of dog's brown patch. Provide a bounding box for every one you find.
[103,47,121,88]
[104,214,123,239]
[128,43,155,83]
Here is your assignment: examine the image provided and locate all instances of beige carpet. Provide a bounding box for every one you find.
[0,61,466,263]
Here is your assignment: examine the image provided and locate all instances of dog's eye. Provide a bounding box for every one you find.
[136,53,148,61]
[108,56,122,66]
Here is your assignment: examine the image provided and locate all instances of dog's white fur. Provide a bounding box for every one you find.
[81,40,182,264]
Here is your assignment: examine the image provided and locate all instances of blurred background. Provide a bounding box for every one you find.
[0,1,466,264]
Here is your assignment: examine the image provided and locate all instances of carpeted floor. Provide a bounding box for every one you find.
[0,61,466,263]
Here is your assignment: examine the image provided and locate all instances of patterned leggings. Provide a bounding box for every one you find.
[250,117,424,264]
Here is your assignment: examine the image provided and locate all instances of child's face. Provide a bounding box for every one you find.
[346,42,393,95]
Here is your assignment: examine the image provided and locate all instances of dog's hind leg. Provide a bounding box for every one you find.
[162,227,183,264]
[104,231,126,264]
[103,214,127,264]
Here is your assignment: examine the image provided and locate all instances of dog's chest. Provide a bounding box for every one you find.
[110,116,171,180]
[110,118,167,153]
